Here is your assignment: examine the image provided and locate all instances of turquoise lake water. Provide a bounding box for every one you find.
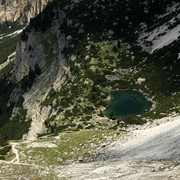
[104,90,152,118]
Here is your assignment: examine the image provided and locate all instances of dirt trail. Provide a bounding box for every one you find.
[0,29,23,40]
[10,143,19,163]
[63,116,180,179]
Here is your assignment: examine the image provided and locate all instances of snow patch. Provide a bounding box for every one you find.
[138,3,180,53]
[150,25,180,53]
[139,23,180,54]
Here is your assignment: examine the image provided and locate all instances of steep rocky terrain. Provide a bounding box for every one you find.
[0,0,50,143]
[0,0,180,179]
[0,0,49,24]
[16,0,180,140]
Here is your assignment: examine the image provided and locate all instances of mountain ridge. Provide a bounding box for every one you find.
[0,0,180,142]
[0,0,180,178]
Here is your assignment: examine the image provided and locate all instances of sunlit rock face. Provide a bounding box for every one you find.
[0,0,49,24]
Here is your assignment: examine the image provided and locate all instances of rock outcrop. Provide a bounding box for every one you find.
[11,6,69,140]
[14,30,45,81]
[0,0,49,24]
[23,31,68,140]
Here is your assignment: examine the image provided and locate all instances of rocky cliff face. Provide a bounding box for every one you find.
[0,0,49,24]
[11,6,69,140]
[14,31,45,81]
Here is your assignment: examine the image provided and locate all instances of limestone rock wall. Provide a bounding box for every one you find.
[14,30,45,81]
[0,0,49,24]
[10,7,69,140]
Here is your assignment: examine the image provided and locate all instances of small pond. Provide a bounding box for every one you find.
[104,90,152,118]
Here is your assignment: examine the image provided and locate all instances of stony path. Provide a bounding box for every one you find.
[10,143,19,163]
[0,29,23,40]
